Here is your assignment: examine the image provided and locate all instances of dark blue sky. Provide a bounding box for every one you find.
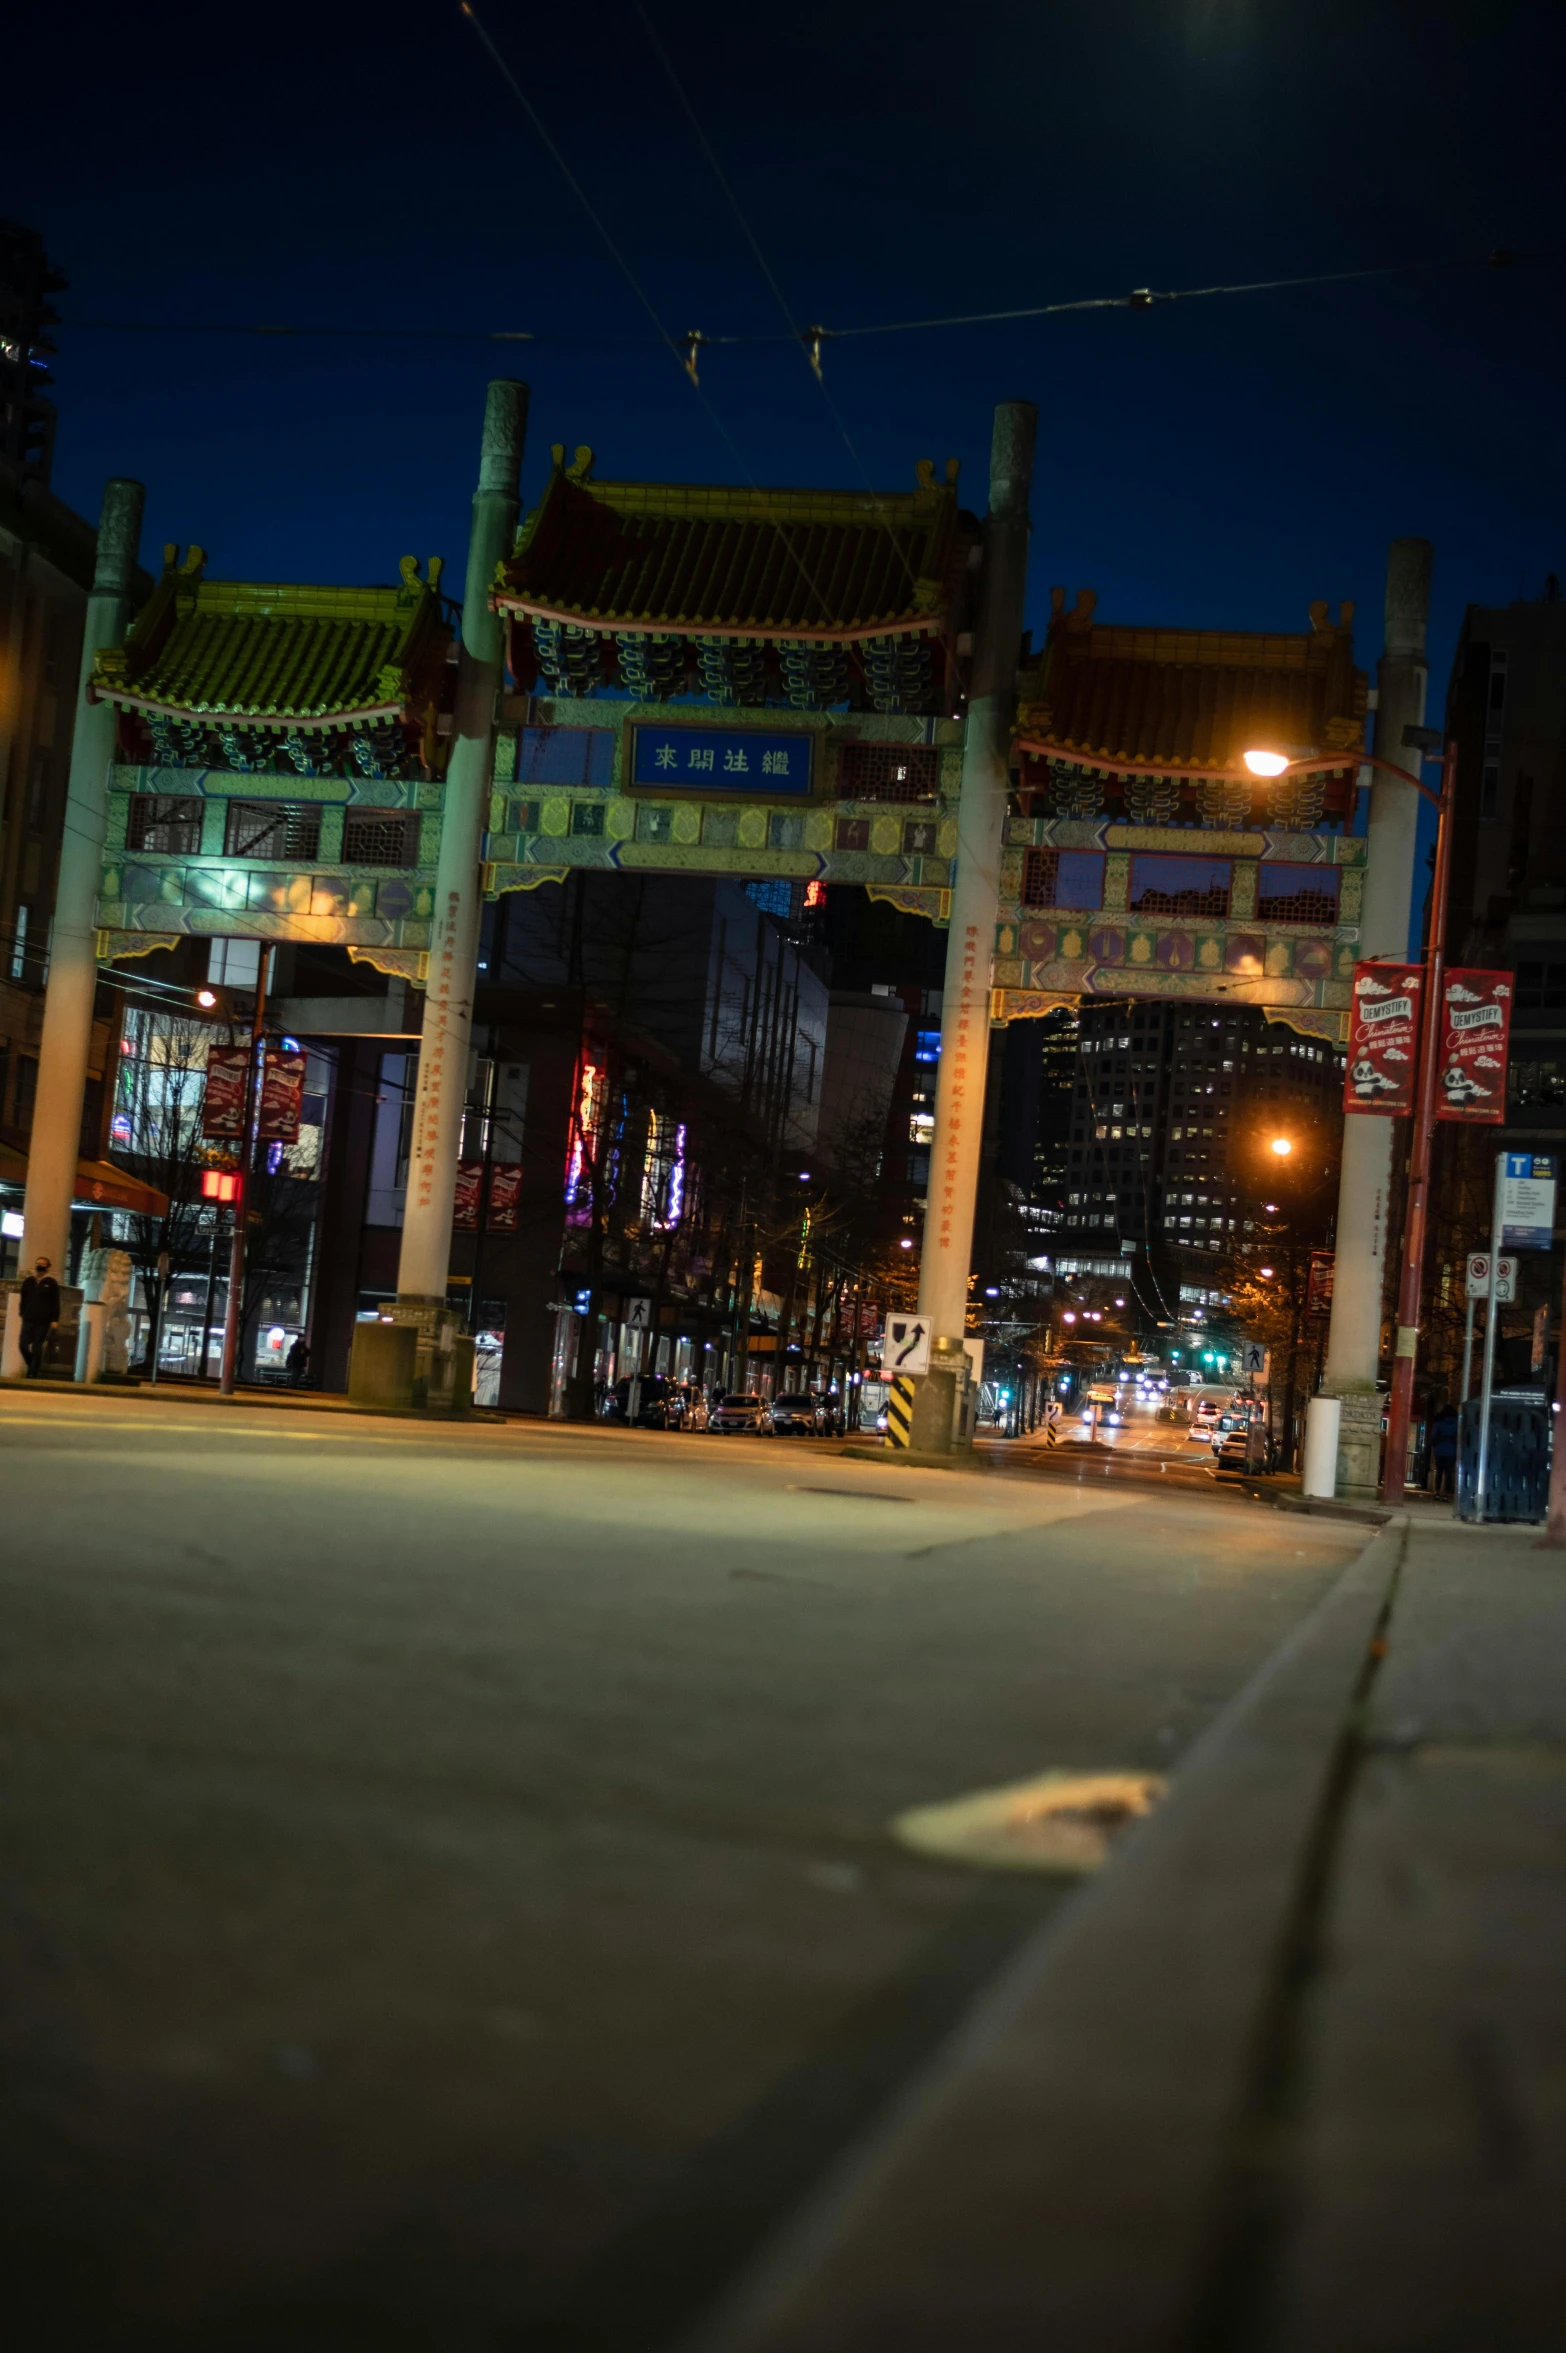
[10,0,1564,728]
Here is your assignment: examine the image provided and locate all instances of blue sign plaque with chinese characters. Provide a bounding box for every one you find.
[627,723,814,797]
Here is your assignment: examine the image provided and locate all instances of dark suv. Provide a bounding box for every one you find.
[610,1375,684,1429]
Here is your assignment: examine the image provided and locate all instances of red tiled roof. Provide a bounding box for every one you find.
[493,453,966,640]
[1019,606,1368,770]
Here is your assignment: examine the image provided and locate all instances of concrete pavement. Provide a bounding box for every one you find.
[0,1387,1358,2350]
[693,1511,1566,2353]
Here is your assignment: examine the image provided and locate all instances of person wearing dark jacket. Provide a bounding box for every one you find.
[19,1257,61,1379]
[1429,1402,1460,1496]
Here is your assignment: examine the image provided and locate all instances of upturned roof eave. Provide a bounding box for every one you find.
[90,685,410,731]
[491,592,947,644]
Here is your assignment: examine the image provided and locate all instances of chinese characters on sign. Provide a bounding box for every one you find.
[487,1163,522,1232]
[628,724,814,797]
[201,1045,251,1138]
[453,1162,483,1231]
[1344,961,1423,1115]
[1306,1248,1335,1318]
[256,1050,306,1143]
[1436,969,1512,1123]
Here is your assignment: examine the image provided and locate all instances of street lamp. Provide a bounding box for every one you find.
[1242,748,1291,778]
[1269,1136,1293,1158]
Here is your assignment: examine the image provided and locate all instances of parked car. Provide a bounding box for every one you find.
[674,1382,709,1430]
[710,1392,768,1434]
[609,1374,686,1429]
[1213,1424,1274,1475]
[767,1391,829,1436]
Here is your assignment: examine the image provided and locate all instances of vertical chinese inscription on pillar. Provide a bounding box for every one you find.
[939,920,983,1252]
[412,887,464,1212]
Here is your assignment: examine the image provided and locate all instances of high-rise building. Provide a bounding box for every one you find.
[1048,999,1344,1294]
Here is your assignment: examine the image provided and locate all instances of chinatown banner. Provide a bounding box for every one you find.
[1344,961,1423,1115]
[201,1044,251,1137]
[452,1161,483,1231]
[1306,1248,1336,1319]
[1436,968,1512,1123]
[256,1049,306,1143]
[487,1162,522,1231]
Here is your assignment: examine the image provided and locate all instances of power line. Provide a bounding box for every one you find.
[57,246,1556,368]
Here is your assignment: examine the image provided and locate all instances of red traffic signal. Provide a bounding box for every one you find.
[201,1169,240,1203]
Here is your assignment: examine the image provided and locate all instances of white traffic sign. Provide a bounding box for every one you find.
[883,1315,931,1376]
[1499,1152,1557,1251]
[1241,1340,1268,1376]
[1466,1253,1516,1302]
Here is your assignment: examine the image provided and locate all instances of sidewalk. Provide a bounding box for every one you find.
[690,1511,1566,2352]
[0,1374,503,1424]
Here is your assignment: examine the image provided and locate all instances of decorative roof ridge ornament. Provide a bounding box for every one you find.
[159,542,207,580]
[397,554,445,601]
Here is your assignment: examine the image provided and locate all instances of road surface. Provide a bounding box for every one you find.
[0,1388,1359,2350]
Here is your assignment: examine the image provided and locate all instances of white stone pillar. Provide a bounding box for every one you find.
[19,479,145,1287]
[1322,538,1431,1483]
[913,402,1036,1442]
[394,381,527,1309]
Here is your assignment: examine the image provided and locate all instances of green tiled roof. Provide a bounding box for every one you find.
[493,448,966,639]
[93,548,450,729]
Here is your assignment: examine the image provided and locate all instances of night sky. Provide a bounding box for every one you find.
[10,0,1564,752]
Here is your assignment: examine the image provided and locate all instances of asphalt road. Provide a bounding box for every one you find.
[0,1391,1361,2351]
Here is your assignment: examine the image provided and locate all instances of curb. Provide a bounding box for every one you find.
[686,1519,1404,2353]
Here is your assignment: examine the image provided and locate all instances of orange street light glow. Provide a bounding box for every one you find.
[1269,1136,1293,1156]
[1244,747,1290,777]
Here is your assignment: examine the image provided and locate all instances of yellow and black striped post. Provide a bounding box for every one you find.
[885,1376,916,1449]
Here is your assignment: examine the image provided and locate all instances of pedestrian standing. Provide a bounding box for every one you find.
[18,1256,62,1379]
[285,1334,310,1388]
[1429,1402,1460,1497]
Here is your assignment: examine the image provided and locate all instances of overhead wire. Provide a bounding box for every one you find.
[456,3,856,649]
[57,246,1557,361]
[627,0,926,608]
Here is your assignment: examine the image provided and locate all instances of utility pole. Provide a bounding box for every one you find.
[909,399,1036,1452]
[11,478,144,1377]
[378,379,527,1401]
[1321,536,1433,1493]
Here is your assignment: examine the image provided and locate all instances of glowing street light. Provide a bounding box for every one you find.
[1269,1136,1293,1158]
[1259,1265,1275,1278]
[1242,746,1291,778]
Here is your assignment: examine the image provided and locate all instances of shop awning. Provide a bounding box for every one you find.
[0,1142,169,1219]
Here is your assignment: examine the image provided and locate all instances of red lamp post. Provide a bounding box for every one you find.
[1242,739,1456,1503]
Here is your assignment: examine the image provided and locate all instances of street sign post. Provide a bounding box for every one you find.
[1466,1253,1516,1302]
[1499,1153,1557,1251]
[1478,1154,1557,1518]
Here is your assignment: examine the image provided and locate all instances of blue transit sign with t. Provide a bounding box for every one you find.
[627,723,815,796]
[1499,1152,1557,1250]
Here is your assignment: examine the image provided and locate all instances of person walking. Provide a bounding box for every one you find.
[285,1334,310,1388]
[1429,1401,1460,1497]
[19,1257,61,1379]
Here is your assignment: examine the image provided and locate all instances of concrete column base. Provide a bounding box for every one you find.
[889,1355,977,1457]
[1320,1386,1383,1498]
[348,1320,418,1409]
[389,1296,465,1407]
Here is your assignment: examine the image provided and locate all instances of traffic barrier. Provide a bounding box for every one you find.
[885,1376,916,1450]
